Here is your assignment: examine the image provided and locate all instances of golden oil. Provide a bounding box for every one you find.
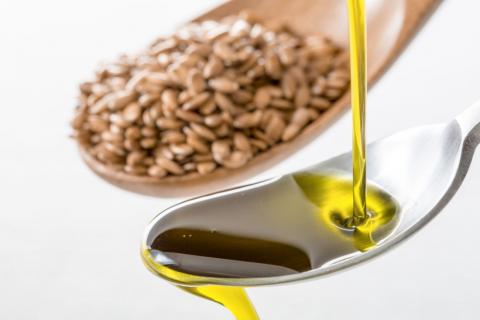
[142,246,260,320]
[347,0,368,226]
[293,173,397,252]
[142,1,394,319]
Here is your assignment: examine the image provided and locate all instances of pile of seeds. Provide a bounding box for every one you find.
[71,13,349,178]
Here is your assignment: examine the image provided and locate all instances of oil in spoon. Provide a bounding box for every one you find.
[142,0,392,318]
[142,173,399,318]
[144,175,398,279]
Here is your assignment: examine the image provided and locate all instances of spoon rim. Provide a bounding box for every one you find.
[141,118,473,287]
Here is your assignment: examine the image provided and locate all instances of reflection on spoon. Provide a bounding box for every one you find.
[142,101,480,318]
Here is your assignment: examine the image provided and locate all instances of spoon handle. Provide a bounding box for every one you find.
[456,100,480,146]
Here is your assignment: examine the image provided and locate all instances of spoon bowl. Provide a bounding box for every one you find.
[80,0,440,197]
[142,101,480,287]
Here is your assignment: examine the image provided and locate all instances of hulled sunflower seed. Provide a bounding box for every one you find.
[147,165,167,178]
[204,114,224,128]
[183,92,211,110]
[214,92,236,113]
[175,109,203,123]
[233,132,251,152]
[124,165,148,176]
[161,130,186,144]
[203,56,224,78]
[156,118,184,130]
[222,151,249,169]
[187,134,210,154]
[208,77,239,93]
[123,102,142,123]
[190,123,216,141]
[187,69,206,94]
[197,162,217,175]
[265,114,286,142]
[310,97,331,110]
[254,87,271,109]
[170,143,194,156]
[233,110,262,128]
[212,140,231,162]
[127,151,146,166]
[155,157,184,175]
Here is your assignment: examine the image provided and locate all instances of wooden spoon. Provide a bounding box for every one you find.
[79,0,441,197]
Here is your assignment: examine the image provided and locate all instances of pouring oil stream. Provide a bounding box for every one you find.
[348,0,368,226]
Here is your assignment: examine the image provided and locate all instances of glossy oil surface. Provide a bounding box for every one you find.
[146,174,398,279]
[143,173,399,318]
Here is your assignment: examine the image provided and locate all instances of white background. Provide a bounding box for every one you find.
[1,0,480,319]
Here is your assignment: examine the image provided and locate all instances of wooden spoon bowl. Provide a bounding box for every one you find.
[80,0,440,197]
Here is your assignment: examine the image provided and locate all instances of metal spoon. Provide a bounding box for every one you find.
[142,101,480,287]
